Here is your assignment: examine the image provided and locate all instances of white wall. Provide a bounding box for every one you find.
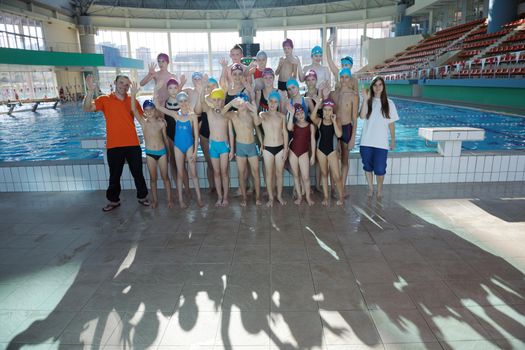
[361,34,423,71]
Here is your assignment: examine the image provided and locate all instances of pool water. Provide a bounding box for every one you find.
[0,99,524,162]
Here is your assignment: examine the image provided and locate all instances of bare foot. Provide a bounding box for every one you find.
[266,199,274,207]
[277,196,287,206]
[306,198,315,206]
[215,199,222,207]
[294,198,302,205]
[197,199,205,207]
[336,199,344,206]
[221,199,229,207]
[240,198,247,207]
[321,199,328,207]
[367,187,374,197]
[376,192,383,200]
[180,201,187,209]
[315,185,322,193]
[343,191,350,199]
[151,201,158,209]
[167,201,174,208]
[255,198,262,206]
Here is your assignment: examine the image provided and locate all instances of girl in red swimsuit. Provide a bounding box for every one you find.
[286,103,316,206]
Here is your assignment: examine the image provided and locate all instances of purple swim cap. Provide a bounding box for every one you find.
[157,53,169,63]
[166,79,179,87]
[282,38,294,49]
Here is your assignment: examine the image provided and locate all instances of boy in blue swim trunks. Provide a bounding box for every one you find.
[201,75,235,207]
[130,82,173,209]
[223,92,262,207]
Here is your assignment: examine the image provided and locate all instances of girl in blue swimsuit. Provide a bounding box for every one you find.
[155,92,204,208]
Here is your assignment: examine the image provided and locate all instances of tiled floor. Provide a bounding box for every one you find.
[0,182,524,350]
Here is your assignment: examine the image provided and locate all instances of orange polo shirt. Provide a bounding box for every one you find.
[94,93,143,149]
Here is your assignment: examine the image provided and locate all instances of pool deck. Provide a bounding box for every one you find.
[1,182,524,349]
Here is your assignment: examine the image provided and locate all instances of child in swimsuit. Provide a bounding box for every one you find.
[286,103,316,206]
[309,98,344,207]
[130,83,173,209]
[276,38,300,92]
[249,51,268,91]
[155,91,204,208]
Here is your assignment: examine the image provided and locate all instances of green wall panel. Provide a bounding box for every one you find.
[0,48,143,69]
[385,83,412,97]
[421,85,525,109]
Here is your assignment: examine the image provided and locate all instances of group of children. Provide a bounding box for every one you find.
[131,37,398,209]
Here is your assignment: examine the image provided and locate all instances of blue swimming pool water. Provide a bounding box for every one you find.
[0,99,524,161]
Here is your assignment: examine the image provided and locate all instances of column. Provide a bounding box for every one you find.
[394,3,412,36]
[487,0,518,33]
[77,15,99,92]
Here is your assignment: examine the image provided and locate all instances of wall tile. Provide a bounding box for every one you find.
[517,156,525,173]
[498,172,508,181]
[507,172,516,181]
[465,172,474,182]
[450,157,460,173]
[434,157,443,173]
[408,174,417,184]
[13,183,22,192]
[482,173,491,182]
[467,156,477,172]
[443,157,452,173]
[425,157,435,173]
[425,173,433,183]
[18,167,28,182]
[392,158,401,174]
[10,167,19,182]
[515,171,524,181]
[391,174,400,184]
[475,156,485,172]
[491,156,502,173]
[483,156,493,173]
[457,173,467,182]
[400,174,408,183]
[490,172,499,182]
[416,173,425,183]
[416,158,426,174]
[474,173,483,182]
[508,156,518,172]
[400,158,410,174]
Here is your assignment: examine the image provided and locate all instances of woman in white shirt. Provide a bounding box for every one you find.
[359,76,399,199]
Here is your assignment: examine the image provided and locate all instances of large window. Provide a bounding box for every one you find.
[170,32,209,84]
[129,31,169,92]
[210,32,242,78]
[0,70,57,101]
[366,21,393,39]
[95,30,129,57]
[286,29,323,68]
[336,24,365,70]
[254,30,285,70]
[0,11,44,50]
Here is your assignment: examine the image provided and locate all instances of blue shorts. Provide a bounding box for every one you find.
[210,140,230,159]
[360,146,388,176]
[236,141,258,158]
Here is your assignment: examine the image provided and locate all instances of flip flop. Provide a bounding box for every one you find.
[138,199,150,207]
[102,202,121,212]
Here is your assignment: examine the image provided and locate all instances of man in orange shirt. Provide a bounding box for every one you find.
[83,74,149,211]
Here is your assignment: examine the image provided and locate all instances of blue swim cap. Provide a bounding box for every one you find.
[339,68,352,77]
[192,71,203,80]
[341,56,353,65]
[256,51,267,59]
[142,99,155,109]
[286,78,299,89]
[269,91,281,102]
[237,92,250,102]
[311,45,323,56]
[208,77,218,85]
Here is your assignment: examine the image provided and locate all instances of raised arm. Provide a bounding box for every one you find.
[219,58,230,89]
[154,97,178,120]
[286,104,295,132]
[308,96,322,125]
[82,74,97,112]
[326,37,340,78]
[140,62,157,87]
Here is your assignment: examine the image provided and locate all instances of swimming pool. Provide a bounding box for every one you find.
[1,98,524,162]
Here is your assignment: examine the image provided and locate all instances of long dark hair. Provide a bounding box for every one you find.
[366,76,390,119]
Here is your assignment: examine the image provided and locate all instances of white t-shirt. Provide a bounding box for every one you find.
[360,97,399,150]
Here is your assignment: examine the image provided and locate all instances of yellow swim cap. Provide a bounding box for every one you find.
[210,88,225,100]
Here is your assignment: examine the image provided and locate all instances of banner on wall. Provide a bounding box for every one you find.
[102,46,121,67]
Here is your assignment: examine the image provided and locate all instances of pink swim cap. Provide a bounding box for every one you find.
[166,79,179,87]
[157,53,169,63]
[282,38,294,49]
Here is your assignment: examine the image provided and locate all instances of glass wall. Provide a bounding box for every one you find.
[170,32,209,85]
[336,24,365,70]
[0,11,44,50]
[254,30,285,69]
[0,70,57,101]
[366,21,393,39]
[210,32,242,78]
[94,30,129,57]
[129,31,169,92]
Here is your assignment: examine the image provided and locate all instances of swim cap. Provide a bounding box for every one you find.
[322,98,336,107]
[192,71,203,80]
[208,77,218,85]
[210,88,225,100]
[237,92,250,102]
[157,53,169,63]
[142,99,155,109]
[176,91,189,103]
[166,78,179,87]
[269,91,281,102]
[262,68,275,77]
[339,68,352,77]
[311,45,323,56]
[231,63,244,73]
[282,38,294,48]
[294,103,304,113]
[286,78,299,89]
[256,51,267,59]
[305,69,317,80]
[341,56,353,65]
